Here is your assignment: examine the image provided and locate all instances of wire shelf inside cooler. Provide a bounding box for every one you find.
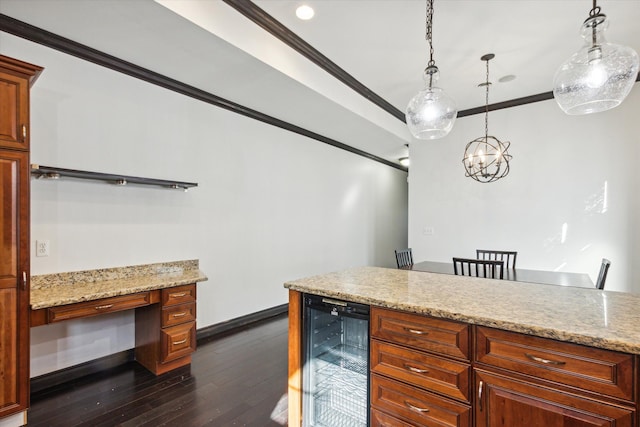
[309,345,368,427]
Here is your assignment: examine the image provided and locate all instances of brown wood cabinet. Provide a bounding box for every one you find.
[474,370,634,427]
[0,55,42,422]
[371,307,472,427]
[135,284,197,375]
[474,326,637,427]
[287,291,640,427]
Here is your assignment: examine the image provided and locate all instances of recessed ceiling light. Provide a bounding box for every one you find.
[296,4,315,20]
[498,74,516,83]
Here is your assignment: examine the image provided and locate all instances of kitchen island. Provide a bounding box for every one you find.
[285,266,640,426]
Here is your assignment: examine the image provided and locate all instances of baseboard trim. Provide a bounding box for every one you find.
[29,304,289,394]
[196,303,289,343]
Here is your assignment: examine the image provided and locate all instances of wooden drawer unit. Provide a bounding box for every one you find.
[371,374,471,427]
[48,292,152,323]
[135,284,197,375]
[475,326,635,402]
[371,308,472,426]
[162,302,196,327]
[371,408,416,427]
[162,284,195,306]
[371,307,470,360]
[371,340,470,402]
[161,321,196,362]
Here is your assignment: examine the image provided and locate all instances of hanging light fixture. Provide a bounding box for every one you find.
[553,0,639,115]
[406,0,457,140]
[462,54,512,183]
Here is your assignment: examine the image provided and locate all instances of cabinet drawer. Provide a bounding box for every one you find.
[371,408,416,427]
[475,326,635,402]
[48,292,152,323]
[371,374,471,427]
[161,321,196,363]
[162,302,196,327]
[371,307,470,360]
[162,284,195,307]
[372,339,470,402]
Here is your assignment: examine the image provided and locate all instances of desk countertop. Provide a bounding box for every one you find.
[31,259,208,310]
[284,266,640,355]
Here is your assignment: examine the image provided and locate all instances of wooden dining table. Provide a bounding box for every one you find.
[406,260,595,288]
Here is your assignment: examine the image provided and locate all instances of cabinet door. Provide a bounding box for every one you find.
[0,150,28,289]
[0,71,29,150]
[0,149,29,417]
[475,371,634,427]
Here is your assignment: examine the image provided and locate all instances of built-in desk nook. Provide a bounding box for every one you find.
[30,260,208,375]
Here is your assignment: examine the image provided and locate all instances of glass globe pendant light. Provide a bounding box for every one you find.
[553,0,639,115]
[406,0,457,140]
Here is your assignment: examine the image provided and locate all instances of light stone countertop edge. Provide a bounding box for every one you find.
[284,266,640,355]
[31,261,208,310]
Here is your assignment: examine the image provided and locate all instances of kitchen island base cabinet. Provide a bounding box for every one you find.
[135,284,196,375]
[474,371,634,427]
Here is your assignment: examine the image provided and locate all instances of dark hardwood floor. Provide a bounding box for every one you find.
[27,314,289,427]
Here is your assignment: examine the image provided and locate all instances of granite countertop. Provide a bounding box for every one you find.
[284,266,640,355]
[31,259,208,310]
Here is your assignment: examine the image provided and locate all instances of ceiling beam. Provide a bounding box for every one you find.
[0,13,407,172]
[222,0,407,123]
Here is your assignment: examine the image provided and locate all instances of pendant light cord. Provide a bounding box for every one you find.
[484,59,490,140]
[426,0,435,67]
[589,0,602,46]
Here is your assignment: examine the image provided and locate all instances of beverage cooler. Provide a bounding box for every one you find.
[302,294,370,427]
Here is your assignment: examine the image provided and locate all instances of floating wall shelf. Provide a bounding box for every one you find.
[30,164,198,191]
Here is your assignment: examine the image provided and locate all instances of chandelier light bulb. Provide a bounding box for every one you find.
[553,5,639,115]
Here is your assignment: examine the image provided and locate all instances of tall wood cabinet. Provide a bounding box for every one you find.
[0,54,42,422]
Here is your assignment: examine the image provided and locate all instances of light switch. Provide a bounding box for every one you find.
[423,227,435,236]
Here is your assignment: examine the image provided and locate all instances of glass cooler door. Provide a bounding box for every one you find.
[302,294,369,427]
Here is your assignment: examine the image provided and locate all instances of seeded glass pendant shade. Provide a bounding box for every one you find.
[406,0,457,140]
[553,2,639,115]
[406,66,457,139]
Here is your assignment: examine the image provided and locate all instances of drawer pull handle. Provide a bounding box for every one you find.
[172,312,187,318]
[404,363,429,374]
[169,292,187,298]
[405,401,430,413]
[172,338,188,345]
[95,304,114,310]
[525,353,566,366]
[404,327,428,335]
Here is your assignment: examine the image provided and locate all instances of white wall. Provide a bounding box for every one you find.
[0,34,408,376]
[409,87,640,293]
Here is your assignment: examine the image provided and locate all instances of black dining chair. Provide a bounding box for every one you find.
[395,248,413,269]
[476,250,518,269]
[595,258,611,290]
[453,257,505,279]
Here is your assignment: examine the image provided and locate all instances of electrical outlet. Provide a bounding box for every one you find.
[36,240,50,257]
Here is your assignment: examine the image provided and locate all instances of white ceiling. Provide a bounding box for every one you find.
[1,0,639,166]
